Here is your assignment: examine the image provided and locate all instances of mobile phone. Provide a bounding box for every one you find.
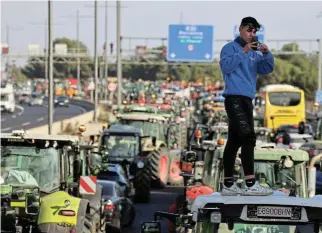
[251,36,259,50]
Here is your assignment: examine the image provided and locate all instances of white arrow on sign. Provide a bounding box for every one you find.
[170,53,176,58]
[205,53,211,59]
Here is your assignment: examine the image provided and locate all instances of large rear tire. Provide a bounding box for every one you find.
[149,147,170,189]
[134,165,151,203]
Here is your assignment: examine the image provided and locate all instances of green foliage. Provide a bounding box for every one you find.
[11,66,28,83]
[22,37,93,81]
[258,42,318,100]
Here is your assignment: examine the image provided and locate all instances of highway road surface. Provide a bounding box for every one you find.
[1,100,93,133]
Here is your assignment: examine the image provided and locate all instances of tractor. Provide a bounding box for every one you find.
[166,143,319,233]
[93,124,154,202]
[117,104,189,186]
[1,129,106,233]
[115,112,171,188]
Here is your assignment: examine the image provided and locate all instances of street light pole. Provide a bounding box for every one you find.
[319,39,322,91]
[317,11,322,91]
[104,0,109,100]
[76,10,81,94]
[48,0,54,134]
[93,0,99,122]
[45,19,48,84]
[6,24,10,69]
[116,0,122,107]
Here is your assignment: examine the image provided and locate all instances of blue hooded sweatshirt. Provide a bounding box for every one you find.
[220,37,274,99]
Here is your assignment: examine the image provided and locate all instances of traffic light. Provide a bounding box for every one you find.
[110,42,114,54]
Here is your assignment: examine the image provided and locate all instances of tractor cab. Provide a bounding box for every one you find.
[141,192,322,233]
[1,129,106,233]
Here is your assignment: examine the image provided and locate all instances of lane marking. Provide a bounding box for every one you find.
[21,122,31,126]
[15,105,24,115]
[37,117,44,121]
[12,115,16,118]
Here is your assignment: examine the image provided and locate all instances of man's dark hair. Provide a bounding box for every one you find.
[240,17,261,30]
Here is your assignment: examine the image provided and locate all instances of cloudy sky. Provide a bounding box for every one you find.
[1,1,322,66]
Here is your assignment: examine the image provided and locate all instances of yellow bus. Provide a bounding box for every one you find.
[258,84,306,130]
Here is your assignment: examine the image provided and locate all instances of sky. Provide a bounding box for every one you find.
[1,0,322,66]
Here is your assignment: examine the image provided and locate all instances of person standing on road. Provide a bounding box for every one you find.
[219,17,275,196]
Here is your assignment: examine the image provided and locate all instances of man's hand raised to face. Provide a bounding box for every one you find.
[259,44,269,54]
[243,42,258,53]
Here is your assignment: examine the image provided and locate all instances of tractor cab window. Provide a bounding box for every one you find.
[103,135,139,157]
[235,161,303,195]
[1,146,60,193]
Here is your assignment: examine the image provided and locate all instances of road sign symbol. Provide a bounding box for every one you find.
[79,176,97,195]
[234,25,265,43]
[167,24,214,62]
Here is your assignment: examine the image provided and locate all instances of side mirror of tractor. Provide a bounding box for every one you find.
[25,193,40,215]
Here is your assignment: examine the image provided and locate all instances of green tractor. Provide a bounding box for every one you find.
[155,104,189,151]
[143,147,322,233]
[202,147,311,198]
[94,124,154,202]
[1,130,106,233]
[116,112,171,188]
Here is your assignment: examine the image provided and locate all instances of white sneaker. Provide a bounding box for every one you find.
[242,181,273,196]
[221,182,243,196]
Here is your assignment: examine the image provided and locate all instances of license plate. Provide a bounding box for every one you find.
[257,206,292,217]
[247,205,301,220]
[59,102,64,105]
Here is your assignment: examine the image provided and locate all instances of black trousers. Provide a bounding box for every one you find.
[223,95,256,180]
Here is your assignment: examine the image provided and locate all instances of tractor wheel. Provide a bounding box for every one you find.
[134,165,151,203]
[149,147,170,189]
[84,211,102,233]
[168,158,183,186]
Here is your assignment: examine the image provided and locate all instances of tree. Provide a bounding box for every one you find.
[257,42,319,100]
[22,37,94,81]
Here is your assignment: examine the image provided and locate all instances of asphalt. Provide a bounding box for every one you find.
[123,186,184,233]
[1,100,93,133]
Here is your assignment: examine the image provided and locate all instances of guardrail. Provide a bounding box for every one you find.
[27,99,97,135]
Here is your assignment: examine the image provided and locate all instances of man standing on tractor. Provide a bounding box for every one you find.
[219,16,275,196]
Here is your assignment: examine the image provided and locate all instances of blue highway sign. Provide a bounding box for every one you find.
[315,90,322,104]
[167,24,214,62]
[234,25,265,43]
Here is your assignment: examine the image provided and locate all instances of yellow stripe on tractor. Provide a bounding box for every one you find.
[10,201,25,208]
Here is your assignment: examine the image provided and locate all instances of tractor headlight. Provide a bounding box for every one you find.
[137,161,144,169]
[210,211,222,223]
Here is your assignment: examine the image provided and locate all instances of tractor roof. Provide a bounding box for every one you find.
[214,147,309,162]
[105,124,141,135]
[117,113,167,122]
[1,131,79,142]
[1,131,79,147]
